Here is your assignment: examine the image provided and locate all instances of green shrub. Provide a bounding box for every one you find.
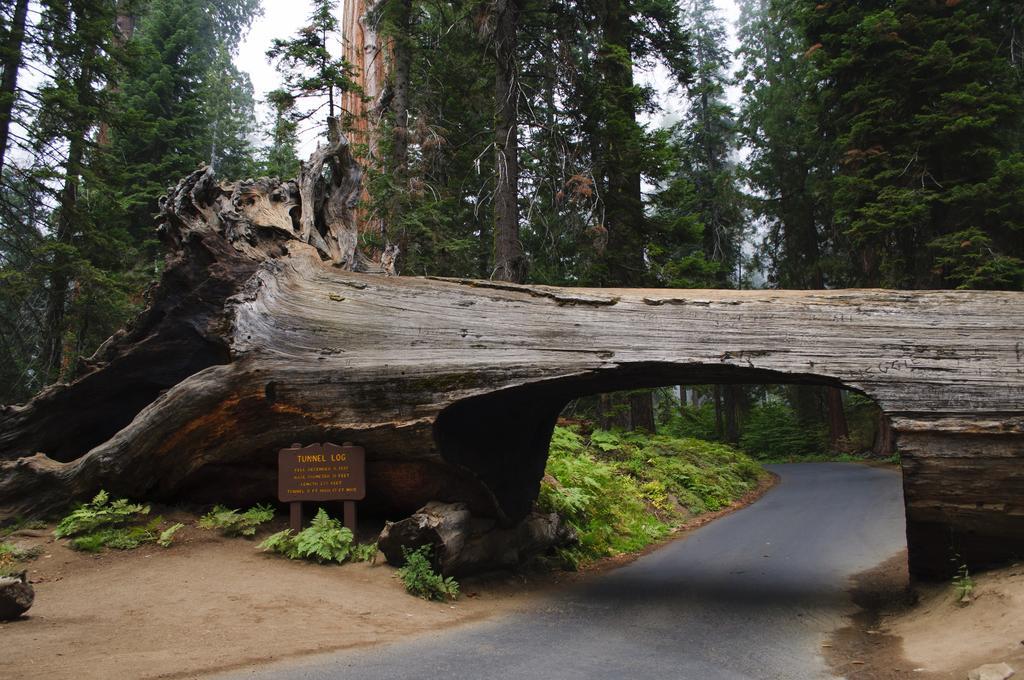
[158,523,184,548]
[258,508,375,564]
[350,541,378,563]
[397,545,459,601]
[198,504,275,537]
[540,426,766,567]
[53,491,179,552]
[738,401,826,460]
[661,402,719,441]
[69,519,163,552]
[54,490,149,538]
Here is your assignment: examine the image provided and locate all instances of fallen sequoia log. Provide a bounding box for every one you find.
[378,501,577,576]
[1,137,1022,579]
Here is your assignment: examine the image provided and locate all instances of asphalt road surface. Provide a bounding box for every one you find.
[222,463,907,680]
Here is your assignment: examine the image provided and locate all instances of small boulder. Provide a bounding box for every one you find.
[0,571,34,620]
[379,501,577,576]
[968,662,1015,680]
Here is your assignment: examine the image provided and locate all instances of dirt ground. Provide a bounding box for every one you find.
[827,553,1024,680]
[895,563,1024,678]
[0,522,554,680]
[0,473,779,680]
[9,469,1022,680]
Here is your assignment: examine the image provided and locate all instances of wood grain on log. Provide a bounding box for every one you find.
[0,169,1021,579]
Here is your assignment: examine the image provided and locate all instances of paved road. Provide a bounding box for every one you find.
[223,463,907,680]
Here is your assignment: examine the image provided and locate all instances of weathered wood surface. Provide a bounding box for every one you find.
[0,169,1021,578]
[377,501,576,576]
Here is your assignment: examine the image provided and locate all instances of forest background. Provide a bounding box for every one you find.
[0,0,1021,457]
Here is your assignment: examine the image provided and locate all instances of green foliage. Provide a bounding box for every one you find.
[292,509,353,563]
[397,545,460,601]
[661,402,719,441]
[258,508,371,565]
[267,0,354,134]
[737,401,826,460]
[54,491,175,553]
[70,518,163,552]
[953,563,975,603]
[350,541,379,563]
[798,0,1024,288]
[540,426,765,567]
[157,523,184,548]
[54,490,150,538]
[198,504,275,537]
[0,541,44,567]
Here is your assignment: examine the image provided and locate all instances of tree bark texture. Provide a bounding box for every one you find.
[0,167,1022,579]
[595,0,645,286]
[377,501,575,576]
[628,390,656,433]
[340,0,388,240]
[0,0,29,173]
[491,0,526,283]
[826,385,849,450]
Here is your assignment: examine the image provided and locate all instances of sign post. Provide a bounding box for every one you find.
[278,442,366,532]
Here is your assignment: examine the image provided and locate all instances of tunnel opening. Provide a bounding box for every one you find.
[434,362,912,578]
[434,362,892,523]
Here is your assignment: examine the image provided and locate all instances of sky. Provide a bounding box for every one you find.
[235,0,744,153]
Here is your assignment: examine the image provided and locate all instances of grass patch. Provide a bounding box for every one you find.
[540,427,766,568]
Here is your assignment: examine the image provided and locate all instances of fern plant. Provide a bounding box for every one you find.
[198,504,275,537]
[397,545,460,601]
[158,523,184,547]
[54,490,150,538]
[259,508,375,564]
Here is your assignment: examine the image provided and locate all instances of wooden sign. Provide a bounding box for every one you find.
[278,442,366,502]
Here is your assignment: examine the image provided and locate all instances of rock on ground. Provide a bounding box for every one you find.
[968,663,1016,680]
[0,571,34,619]
[378,501,577,576]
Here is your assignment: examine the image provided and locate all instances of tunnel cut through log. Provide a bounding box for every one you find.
[0,159,1022,580]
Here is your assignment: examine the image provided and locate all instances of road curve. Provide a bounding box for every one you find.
[221,463,907,680]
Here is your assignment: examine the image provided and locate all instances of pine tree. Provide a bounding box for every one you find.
[34,0,123,380]
[0,0,30,173]
[267,0,354,135]
[736,0,837,289]
[651,0,743,288]
[259,101,301,179]
[803,0,1024,289]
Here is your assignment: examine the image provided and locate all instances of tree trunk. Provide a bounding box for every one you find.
[43,124,89,382]
[390,0,411,176]
[724,384,741,443]
[595,0,645,286]
[341,0,388,241]
[491,0,525,283]
[0,162,1021,579]
[873,410,894,457]
[826,386,849,451]
[0,0,29,172]
[713,385,723,439]
[97,2,136,147]
[628,390,655,433]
